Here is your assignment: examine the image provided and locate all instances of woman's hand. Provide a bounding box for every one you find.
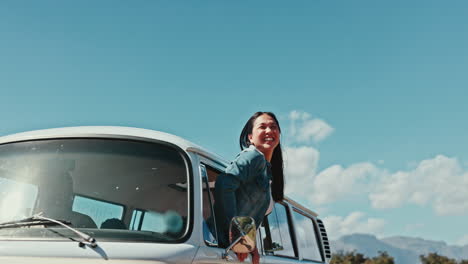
[236,248,260,264]
[236,252,248,262]
[250,247,260,264]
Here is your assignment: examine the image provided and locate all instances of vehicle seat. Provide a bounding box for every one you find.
[69,211,98,228]
[100,218,127,229]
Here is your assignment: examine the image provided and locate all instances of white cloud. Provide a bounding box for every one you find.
[369,155,468,216]
[283,110,468,217]
[284,146,468,217]
[311,162,380,205]
[283,142,385,206]
[283,144,381,206]
[322,212,385,240]
[287,110,334,143]
[289,110,311,121]
[368,171,411,209]
[456,234,468,246]
[283,146,320,196]
[288,110,301,121]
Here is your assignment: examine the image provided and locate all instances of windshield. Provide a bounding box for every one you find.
[0,138,190,242]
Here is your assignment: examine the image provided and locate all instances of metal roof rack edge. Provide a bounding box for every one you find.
[284,195,318,217]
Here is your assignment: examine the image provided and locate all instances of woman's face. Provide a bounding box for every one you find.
[248,114,280,158]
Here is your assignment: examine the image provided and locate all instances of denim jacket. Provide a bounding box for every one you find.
[214,145,272,248]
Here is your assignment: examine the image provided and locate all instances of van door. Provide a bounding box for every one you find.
[194,161,262,264]
[193,162,240,264]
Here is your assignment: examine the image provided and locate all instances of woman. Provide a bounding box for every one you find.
[214,112,285,263]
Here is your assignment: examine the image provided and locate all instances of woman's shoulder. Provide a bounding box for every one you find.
[235,145,265,163]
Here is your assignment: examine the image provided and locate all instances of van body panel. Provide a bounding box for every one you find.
[0,242,197,263]
[193,245,233,264]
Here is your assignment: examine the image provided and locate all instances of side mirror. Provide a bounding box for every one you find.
[222,216,256,259]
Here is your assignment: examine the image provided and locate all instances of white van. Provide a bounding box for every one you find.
[0,127,331,264]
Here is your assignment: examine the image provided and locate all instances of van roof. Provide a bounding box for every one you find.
[0,126,229,165]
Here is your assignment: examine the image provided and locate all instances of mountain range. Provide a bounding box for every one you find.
[331,234,468,264]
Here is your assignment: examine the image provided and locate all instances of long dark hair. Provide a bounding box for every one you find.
[239,112,284,202]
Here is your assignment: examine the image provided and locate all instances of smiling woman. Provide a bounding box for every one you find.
[239,112,285,203]
[214,111,285,264]
[246,114,280,162]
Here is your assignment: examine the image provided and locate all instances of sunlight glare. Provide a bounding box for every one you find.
[0,191,25,222]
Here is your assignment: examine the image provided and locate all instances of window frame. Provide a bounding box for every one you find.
[260,201,299,259]
[290,207,325,262]
[0,137,195,244]
[198,157,226,247]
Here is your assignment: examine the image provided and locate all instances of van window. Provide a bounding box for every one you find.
[0,138,190,243]
[72,195,124,228]
[261,203,296,258]
[292,210,323,261]
[129,209,184,235]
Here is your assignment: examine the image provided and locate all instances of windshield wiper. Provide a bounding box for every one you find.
[0,216,71,228]
[0,212,98,248]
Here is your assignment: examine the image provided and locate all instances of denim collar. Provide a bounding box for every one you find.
[248,144,264,156]
[248,145,272,167]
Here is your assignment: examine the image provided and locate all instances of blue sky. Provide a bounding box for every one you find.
[1,1,468,245]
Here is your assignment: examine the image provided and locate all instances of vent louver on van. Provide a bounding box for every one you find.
[316,218,332,260]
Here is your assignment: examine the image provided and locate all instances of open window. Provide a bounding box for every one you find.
[200,163,221,246]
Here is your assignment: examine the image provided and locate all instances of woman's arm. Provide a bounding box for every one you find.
[214,150,264,247]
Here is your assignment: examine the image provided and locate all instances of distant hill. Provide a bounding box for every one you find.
[331,234,468,264]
